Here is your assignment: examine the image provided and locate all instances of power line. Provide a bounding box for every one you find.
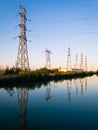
[31,31,98,37]
[0,14,19,36]
[72,16,98,22]
[32,15,98,25]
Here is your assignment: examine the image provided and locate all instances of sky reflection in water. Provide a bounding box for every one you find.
[0,75,98,130]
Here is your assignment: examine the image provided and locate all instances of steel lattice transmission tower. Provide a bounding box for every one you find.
[16,6,30,71]
[67,48,71,70]
[80,52,83,71]
[17,88,29,130]
[45,49,51,69]
[75,53,78,69]
[85,56,87,71]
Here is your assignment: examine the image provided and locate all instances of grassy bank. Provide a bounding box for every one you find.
[0,67,96,87]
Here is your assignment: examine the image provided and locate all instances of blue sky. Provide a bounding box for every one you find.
[0,0,98,70]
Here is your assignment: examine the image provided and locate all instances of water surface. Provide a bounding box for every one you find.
[0,75,98,130]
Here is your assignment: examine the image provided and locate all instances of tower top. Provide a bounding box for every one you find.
[19,5,26,13]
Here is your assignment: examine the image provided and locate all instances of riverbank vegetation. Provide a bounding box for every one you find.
[0,67,97,87]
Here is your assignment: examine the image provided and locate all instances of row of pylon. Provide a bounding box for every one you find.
[16,6,87,71]
[45,47,87,71]
[67,48,87,71]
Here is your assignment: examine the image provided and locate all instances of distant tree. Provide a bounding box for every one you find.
[4,67,20,75]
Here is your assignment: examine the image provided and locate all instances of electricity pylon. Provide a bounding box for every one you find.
[45,49,51,69]
[67,48,71,71]
[80,53,83,71]
[16,5,30,71]
[85,56,88,71]
[75,53,78,69]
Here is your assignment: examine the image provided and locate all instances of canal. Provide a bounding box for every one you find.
[0,75,98,130]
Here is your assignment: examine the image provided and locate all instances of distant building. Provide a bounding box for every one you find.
[59,67,83,72]
[59,67,67,72]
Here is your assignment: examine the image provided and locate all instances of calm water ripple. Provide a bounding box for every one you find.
[0,75,98,130]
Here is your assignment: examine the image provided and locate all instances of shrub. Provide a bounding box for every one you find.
[4,67,20,75]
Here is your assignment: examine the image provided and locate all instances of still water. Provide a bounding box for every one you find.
[0,75,98,130]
